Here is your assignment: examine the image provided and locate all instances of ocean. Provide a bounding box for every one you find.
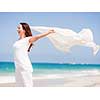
[0,62,100,86]
[0,62,100,76]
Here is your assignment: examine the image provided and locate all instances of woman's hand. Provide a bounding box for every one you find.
[48,29,55,34]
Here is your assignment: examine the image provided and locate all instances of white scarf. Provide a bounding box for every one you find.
[30,26,100,55]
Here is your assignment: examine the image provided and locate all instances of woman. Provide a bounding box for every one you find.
[13,23,55,87]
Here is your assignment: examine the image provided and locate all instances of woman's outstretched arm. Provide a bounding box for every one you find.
[29,29,55,43]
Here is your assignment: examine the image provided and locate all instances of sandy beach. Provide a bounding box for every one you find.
[0,74,100,87]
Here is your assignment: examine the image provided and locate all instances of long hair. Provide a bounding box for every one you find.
[20,22,33,52]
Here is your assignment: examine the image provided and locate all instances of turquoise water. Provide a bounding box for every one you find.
[0,62,100,75]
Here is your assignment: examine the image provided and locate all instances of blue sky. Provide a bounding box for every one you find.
[0,12,100,64]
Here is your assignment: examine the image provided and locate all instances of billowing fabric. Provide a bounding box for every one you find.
[30,26,100,55]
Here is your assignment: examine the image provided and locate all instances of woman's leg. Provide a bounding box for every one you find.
[21,70,33,87]
[15,69,33,87]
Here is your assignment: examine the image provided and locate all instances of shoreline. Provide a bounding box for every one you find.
[0,74,100,87]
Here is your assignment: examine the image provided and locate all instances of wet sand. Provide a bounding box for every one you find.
[0,75,100,87]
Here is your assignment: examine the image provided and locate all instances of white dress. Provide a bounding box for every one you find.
[13,36,33,87]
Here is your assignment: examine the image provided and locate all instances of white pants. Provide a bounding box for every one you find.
[15,69,33,87]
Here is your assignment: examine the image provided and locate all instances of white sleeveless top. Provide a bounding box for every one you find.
[13,36,33,72]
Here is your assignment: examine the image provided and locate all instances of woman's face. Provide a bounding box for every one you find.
[17,24,25,36]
